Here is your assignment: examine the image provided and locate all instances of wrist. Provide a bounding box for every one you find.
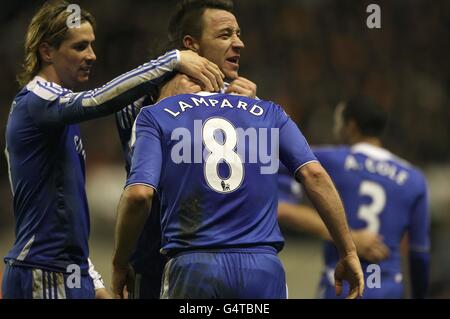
[174,49,181,70]
[337,240,357,258]
[340,247,358,259]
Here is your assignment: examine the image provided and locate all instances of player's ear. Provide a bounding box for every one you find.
[182,35,200,53]
[39,42,55,64]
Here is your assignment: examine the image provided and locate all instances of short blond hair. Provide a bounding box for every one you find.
[17,0,95,86]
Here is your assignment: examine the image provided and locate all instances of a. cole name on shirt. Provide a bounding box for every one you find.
[345,154,409,185]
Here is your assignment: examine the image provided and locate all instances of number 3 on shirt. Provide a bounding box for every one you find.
[203,117,244,193]
[357,180,386,233]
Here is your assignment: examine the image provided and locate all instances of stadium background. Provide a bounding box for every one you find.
[0,0,449,298]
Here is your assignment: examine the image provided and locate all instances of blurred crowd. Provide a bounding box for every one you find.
[0,0,449,297]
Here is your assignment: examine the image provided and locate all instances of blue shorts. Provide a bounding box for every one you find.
[160,247,287,299]
[317,269,404,299]
[128,271,162,299]
[2,262,95,299]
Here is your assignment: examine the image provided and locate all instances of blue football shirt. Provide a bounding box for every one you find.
[126,92,317,254]
[5,80,90,273]
[277,163,303,204]
[314,143,430,277]
[4,50,180,274]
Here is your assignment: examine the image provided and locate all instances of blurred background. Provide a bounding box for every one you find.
[0,0,449,298]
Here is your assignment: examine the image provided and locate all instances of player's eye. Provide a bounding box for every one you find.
[73,43,88,51]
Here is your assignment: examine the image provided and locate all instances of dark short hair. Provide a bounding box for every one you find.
[342,95,388,137]
[167,0,234,50]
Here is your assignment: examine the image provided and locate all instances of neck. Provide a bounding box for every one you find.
[351,136,382,147]
[37,66,64,88]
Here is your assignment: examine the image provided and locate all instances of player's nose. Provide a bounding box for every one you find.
[232,35,245,50]
[86,45,96,63]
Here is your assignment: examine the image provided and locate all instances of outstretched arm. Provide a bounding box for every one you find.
[31,50,224,127]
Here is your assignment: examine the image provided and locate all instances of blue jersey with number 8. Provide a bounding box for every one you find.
[126,92,317,254]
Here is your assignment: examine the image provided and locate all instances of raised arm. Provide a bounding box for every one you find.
[31,50,224,127]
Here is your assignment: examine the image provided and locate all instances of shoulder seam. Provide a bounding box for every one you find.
[30,82,62,101]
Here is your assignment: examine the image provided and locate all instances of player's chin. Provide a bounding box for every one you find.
[224,69,239,82]
[78,74,90,83]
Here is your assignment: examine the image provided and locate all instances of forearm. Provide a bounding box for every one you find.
[298,164,356,256]
[113,191,152,267]
[57,50,178,124]
[278,202,332,240]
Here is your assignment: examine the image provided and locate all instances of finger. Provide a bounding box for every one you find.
[366,248,383,263]
[184,84,202,94]
[195,73,214,92]
[225,84,252,97]
[190,84,202,93]
[361,252,378,264]
[207,60,225,79]
[202,67,220,92]
[345,287,359,299]
[359,275,365,297]
[175,73,190,81]
[200,64,220,91]
[180,78,202,93]
[206,63,224,89]
[371,244,389,261]
[112,275,125,299]
[377,243,390,258]
[116,287,124,299]
[232,76,250,85]
[233,77,253,88]
[112,287,123,299]
[233,77,257,93]
[227,81,256,98]
[229,78,250,90]
[335,279,343,296]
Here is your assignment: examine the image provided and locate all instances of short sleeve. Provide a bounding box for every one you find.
[276,105,318,174]
[125,110,163,189]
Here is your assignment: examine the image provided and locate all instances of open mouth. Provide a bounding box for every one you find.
[226,56,239,66]
[80,67,91,74]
